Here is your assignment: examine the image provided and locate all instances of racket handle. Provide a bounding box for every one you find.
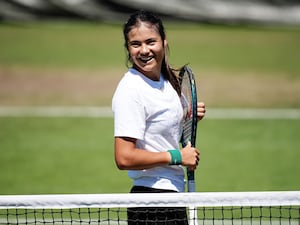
[187,170,196,192]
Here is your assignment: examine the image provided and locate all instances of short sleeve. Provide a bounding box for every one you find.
[112,81,146,140]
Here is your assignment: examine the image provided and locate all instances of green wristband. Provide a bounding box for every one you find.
[168,149,182,165]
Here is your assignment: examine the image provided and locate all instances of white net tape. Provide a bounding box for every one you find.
[1,191,299,209]
[0,191,299,225]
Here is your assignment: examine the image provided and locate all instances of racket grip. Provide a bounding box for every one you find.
[187,170,196,192]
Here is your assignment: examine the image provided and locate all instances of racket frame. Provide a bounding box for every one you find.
[179,66,198,192]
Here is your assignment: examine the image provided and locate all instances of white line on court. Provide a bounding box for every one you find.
[0,106,299,119]
[207,108,300,119]
[0,106,112,118]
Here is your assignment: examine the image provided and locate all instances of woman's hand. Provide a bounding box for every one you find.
[197,102,206,121]
[181,142,200,171]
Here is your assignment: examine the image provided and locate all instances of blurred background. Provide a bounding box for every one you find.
[0,0,299,195]
[1,0,300,25]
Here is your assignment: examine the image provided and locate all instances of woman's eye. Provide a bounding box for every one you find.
[147,40,156,45]
[129,42,140,47]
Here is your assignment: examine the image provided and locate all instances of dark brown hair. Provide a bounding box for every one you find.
[123,10,181,96]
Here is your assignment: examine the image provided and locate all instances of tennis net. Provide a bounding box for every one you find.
[0,191,299,225]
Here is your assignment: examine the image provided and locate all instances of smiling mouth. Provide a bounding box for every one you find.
[139,56,154,63]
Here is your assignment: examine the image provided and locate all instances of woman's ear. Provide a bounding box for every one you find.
[164,39,168,47]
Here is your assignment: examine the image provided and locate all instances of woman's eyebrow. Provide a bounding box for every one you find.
[128,40,140,45]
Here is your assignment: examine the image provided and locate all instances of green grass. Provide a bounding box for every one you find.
[198,119,300,192]
[0,117,130,194]
[167,24,300,76]
[0,117,299,194]
[0,22,124,69]
[0,22,299,76]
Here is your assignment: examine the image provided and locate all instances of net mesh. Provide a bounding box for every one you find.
[1,192,299,225]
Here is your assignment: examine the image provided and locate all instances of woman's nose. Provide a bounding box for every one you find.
[141,44,149,54]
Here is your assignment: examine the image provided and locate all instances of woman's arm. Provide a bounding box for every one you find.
[114,137,170,170]
[114,137,199,170]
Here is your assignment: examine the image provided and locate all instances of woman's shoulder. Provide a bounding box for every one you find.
[113,69,142,97]
[112,69,145,109]
[117,68,144,88]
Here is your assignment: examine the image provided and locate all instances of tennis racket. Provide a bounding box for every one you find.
[179,65,199,225]
[179,65,198,191]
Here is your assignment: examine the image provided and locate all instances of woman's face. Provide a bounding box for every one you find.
[127,22,167,81]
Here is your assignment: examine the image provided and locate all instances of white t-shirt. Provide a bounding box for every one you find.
[112,68,185,192]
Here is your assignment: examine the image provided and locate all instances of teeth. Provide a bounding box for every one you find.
[140,56,153,62]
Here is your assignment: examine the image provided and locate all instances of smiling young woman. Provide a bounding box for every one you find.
[112,10,206,225]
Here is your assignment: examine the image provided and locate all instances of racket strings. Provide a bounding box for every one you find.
[182,118,193,147]
[180,67,197,148]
